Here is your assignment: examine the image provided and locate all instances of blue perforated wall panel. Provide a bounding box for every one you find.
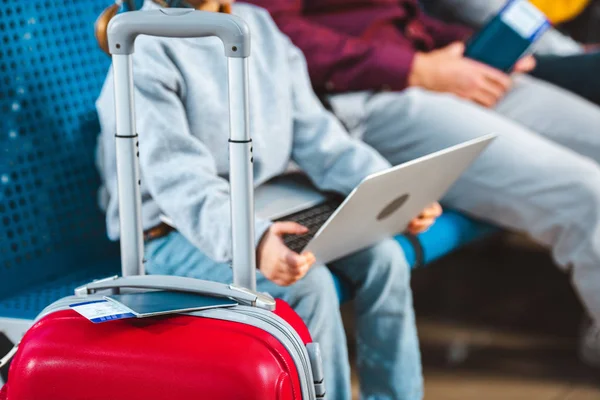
[0,0,119,299]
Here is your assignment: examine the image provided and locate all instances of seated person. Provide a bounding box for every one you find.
[422,0,600,104]
[95,0,442,398]
[247,0,600,367]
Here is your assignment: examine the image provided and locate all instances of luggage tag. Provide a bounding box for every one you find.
[70,292,238,323]
[69,299,136,324]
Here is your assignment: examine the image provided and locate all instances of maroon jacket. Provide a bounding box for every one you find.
[246,0,472,93]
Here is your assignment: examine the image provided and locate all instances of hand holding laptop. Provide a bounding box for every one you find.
[258,203,443,286]
[257,221,317,286]
[407,202,443,235]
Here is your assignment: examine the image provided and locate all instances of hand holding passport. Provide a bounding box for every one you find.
[409,0,549,108]
[409,42,509,107]
[465,0,550,72]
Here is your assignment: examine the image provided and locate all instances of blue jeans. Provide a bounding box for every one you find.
[145,232,423,400]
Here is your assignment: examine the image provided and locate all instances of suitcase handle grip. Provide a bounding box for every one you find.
[109,8,258,290]
[75,275,276,311]
[107,9,250,57]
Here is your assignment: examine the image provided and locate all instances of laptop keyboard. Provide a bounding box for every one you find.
[277,198,342,253]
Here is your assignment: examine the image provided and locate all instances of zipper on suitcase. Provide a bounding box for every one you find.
[233,307,326,399]
[195,306,318,399]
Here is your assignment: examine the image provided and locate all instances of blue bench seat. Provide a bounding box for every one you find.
[0,212,494,320]
[0,260,119,321]
[0,1,494,326]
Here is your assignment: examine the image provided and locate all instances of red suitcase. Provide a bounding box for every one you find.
[1,9,325,400]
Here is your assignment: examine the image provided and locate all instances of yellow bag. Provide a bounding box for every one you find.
[530,0,591,24]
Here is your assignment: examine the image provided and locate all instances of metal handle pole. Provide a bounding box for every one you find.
[228,57,256,290]
[112,54,144,277]
[108,10,255,286]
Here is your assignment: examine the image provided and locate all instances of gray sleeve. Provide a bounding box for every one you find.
[426,0,583,56]
[286,41,391,195]
[132,41,271,263]
[534,30,584,56]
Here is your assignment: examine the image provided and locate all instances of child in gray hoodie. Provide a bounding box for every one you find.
[96,1,441,398]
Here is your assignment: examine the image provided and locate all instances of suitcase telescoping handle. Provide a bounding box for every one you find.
[108,10,258,290]
[75,276,276,310]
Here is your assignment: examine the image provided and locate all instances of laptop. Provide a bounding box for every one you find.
[255,135,495,264]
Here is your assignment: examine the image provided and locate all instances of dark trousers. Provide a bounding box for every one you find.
[534,52,600,105]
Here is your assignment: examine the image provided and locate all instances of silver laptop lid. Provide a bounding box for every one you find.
[306,134,496,263]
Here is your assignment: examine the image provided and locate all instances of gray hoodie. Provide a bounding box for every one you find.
[95,1,390,263]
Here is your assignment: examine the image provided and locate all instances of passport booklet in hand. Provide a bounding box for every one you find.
[465,0,550,72]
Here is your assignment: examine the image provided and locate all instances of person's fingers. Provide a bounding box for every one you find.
[295,254,315,276]
[444,41,466,57]
[284,251,314,279]
[409,218,436,231]
[479,65,512,91]
[270,262,296,286]
[289,253,316,281]
[480,76,507,101]
[271,221,309,236]
[419,203,443,219]
[269,252,316,286]
[429,202,443,217]
[293,263,311,279]
[407,223,422,235]
[302,251,316,267]
[470,89,499,108]
[420,217,437,226]
[513,55,536,73]
[284,250,306,270]
[278,268,305,286]
[409,218,434,228]
[198,0,221,12]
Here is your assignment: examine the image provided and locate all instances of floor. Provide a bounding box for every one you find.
[346,234,600,399]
